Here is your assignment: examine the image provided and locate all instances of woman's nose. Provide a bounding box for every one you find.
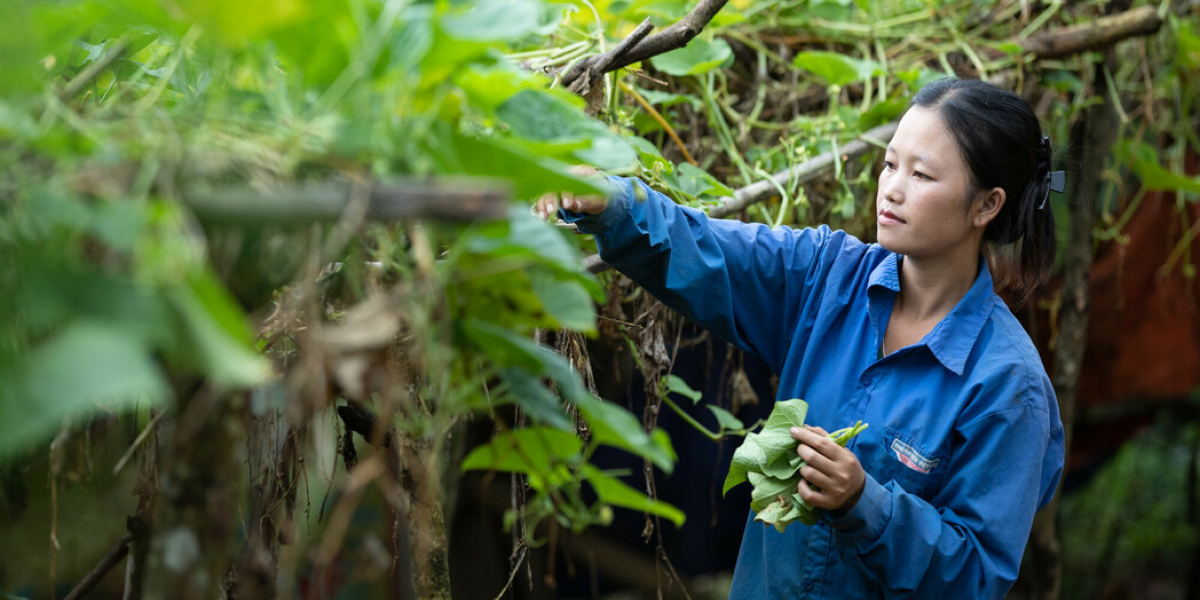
[881,173,904,203]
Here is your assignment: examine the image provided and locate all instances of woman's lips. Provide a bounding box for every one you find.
[878,210,905,225]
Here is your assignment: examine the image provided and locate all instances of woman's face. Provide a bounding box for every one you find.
[875,106,992,260]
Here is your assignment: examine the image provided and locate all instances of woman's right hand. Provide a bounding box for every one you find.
[534,166,610,220]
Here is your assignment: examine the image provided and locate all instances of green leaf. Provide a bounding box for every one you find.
[661,162,734,200]
[421,126,607,202]
[498,89,609,142]
[628,136,673,173]
[530,270,597,332]
[1123,140,1200,194]
[793,51,882,87]
[1173,15,1200,70]
[707,405,745,431]
[441,0,549,43]
[989,41,1025,57]
[0,321,169,459]
[573,393,677,474]
[455,62,581,114]
[498,368,574,431]
[166,272,270,388]
[723,399,868,531]
[462,427,581,490]
[664,374,702,403]
[574,135,639,171]
[583,465,686,526]
[650,38,733,76]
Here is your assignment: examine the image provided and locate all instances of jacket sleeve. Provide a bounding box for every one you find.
[827,373,1066,599]
[563,176,833,372]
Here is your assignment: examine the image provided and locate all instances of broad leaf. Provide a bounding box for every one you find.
[0,321,169,458]
[498,368,574,431]
[664,374,702,403]
[708,405,745,431]
[650,38,733,76]
[583,465,685,526]
[530,271,598,333]
[166,272,271,388]
[793,51,882,87]
[461,427,582,490]
[422,127,607,201]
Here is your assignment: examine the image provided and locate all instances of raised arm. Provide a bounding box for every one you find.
[555,176,843,372]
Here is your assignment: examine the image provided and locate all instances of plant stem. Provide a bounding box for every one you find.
[661,395,722,441]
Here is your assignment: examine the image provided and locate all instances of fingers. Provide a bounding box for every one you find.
[790,424,865,512]
[790,426,840,461]
[533,191,609,220]
[534,193,559,221]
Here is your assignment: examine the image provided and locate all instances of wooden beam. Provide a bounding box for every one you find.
[1019,6,1162,59]
[183,178,511,226]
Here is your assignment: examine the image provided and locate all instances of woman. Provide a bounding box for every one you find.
[538,78,1066,599]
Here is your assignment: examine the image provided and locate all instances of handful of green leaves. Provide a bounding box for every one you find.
[722,399,868,532]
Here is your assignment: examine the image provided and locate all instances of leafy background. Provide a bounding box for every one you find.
[1,0,1199,598]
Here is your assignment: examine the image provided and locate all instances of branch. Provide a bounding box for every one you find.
[568,18,655,95]
[582,121,898,274]
[63,533,133,600]
[561,0,730,89]
[183,177,511,226]
[60,40,130,101]
[1018,6,1162,59]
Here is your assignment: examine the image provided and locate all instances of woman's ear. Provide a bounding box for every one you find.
[973,187,1006,228]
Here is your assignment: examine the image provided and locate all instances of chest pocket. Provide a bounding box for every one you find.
[868,427,949,500]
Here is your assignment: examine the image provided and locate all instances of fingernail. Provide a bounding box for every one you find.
[790,427,802,436]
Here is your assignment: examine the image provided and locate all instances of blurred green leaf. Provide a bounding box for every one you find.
[573,392,677,473]
[0,321,168,459]
[461,426,581,490]
[793,50,881,87]
[530,270,598,332]
[649,38,733,76]
[583,464,685,526]
[165,272,270,387]
[422,127,607,201]
[499,368,574,430]
[441,0,551,42]
[1122,140,1200,194]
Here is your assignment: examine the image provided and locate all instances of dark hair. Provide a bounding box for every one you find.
[911,78,1057,302]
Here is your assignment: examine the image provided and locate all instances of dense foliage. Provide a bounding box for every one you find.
[2,0,1198,597]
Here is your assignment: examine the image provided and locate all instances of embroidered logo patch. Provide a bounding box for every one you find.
[891,439,938,474]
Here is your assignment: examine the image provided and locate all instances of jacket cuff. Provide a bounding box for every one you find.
[559,175,630,234]
[829,473,888,544]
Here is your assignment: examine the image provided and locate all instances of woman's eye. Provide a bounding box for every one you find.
[883,160,896,170]
[913,171,931,180]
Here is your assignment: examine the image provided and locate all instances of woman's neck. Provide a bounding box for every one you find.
[894,250,980,323]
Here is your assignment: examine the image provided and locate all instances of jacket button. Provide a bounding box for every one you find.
[859,374,872,386]
[802,579,815,592]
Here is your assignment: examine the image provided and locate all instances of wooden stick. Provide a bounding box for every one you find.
[62,533,133,600]
[1019,6,1162,59]
[561,0,730,89]
[60,41,130,101]
[583,121,899,274]
[183,178,511,226]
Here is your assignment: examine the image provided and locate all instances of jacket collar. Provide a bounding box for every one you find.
[867,252,995,376]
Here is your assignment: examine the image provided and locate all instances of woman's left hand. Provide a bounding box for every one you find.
[790,425,867,513]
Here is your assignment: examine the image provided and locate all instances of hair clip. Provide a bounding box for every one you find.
[1039,170,1065,210]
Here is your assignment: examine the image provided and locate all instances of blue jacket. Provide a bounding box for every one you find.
[563,177,1065,599]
